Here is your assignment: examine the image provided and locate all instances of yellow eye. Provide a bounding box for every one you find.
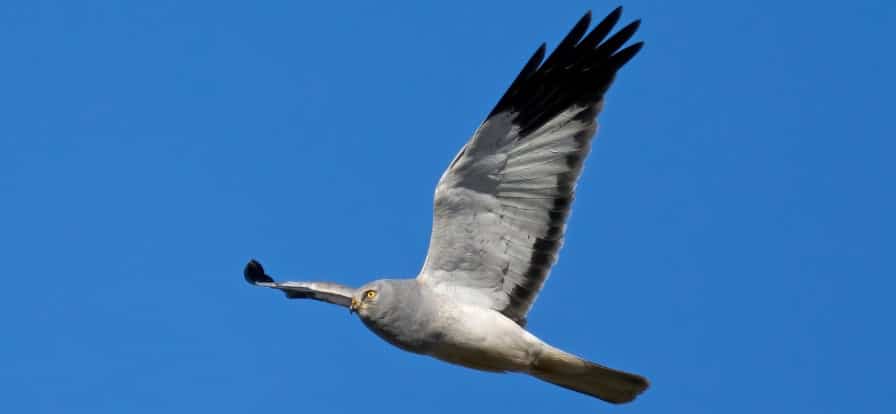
[365,290,377,299]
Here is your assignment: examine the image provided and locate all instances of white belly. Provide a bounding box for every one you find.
[425,302,546,373]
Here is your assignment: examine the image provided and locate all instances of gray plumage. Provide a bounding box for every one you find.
[245,7,648,405]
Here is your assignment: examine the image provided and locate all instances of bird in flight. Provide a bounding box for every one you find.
[245,7,648,404]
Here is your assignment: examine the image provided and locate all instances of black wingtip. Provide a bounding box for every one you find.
[611,5,623,18]
[580,10,593,24]
[244,259,274,284]
[486,7,644,133]
[609,41,644,70]
[551,11,592,55]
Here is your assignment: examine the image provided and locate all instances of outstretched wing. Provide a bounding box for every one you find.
[418,8,643,325]
[244,260,354,308]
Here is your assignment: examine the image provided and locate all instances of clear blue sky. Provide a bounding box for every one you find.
[2,1,894,413]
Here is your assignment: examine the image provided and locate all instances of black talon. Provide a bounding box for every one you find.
[244,259,274,284]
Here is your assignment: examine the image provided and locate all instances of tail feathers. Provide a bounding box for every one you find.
[531,346,649,404]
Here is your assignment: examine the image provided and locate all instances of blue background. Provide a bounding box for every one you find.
[2,1,893,413]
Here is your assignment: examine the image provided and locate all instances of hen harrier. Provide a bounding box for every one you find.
[245,7,648,404]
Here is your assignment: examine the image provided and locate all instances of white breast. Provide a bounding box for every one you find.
[425,300,547,373]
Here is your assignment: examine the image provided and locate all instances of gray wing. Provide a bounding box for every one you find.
[244,260,354,308]
[418,8,643,325]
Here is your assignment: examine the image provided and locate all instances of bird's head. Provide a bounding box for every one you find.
[350,280,392,319]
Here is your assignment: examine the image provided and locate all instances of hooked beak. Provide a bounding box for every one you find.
[349,298,359,314]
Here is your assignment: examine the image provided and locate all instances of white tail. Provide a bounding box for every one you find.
[530,346,649,404]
